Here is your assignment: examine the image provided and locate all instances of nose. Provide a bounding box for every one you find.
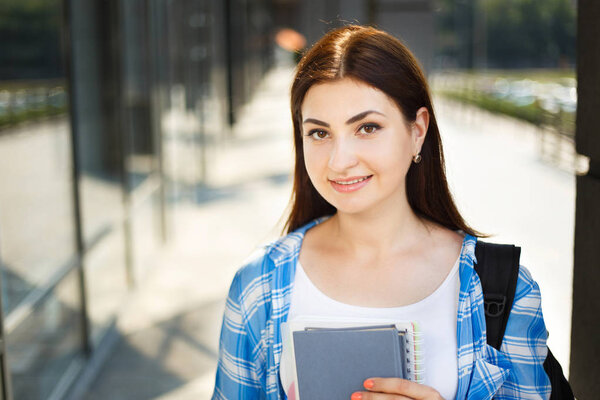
[328,137,359,173]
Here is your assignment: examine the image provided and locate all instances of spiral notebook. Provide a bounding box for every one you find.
[284,316,424,400]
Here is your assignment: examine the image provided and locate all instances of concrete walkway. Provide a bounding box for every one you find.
[435,98,574,371]
[82,67,575,399]
[82,66,296,400]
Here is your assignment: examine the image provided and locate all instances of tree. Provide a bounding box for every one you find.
[434,0,576,69]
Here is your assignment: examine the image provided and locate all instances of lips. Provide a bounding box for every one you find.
[328,175,373,193]
[332,176,370,185]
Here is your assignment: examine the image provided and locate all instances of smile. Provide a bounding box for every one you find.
[328,175,373,193]
[333,176,370,185]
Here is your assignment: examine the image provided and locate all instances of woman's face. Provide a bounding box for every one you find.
[300,78,427,216]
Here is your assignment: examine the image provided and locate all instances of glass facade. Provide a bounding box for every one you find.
[6,268,84,400]
[0,0,275,398]
[0,1,83,398]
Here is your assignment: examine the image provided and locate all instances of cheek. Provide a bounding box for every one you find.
[302,143,328,178]
[371,138,413,176]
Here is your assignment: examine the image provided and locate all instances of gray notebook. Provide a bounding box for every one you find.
[292,325,407,399]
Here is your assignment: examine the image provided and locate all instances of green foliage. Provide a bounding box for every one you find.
[0,0,64,80]
[0,104,67,130]
[441,89,544,124]
[484,0,576,67]
[0,81,68,130]
[438,83,575,137]
[434,0,576,68]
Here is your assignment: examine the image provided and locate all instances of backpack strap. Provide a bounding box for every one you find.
[474,241,521,350]
[474,241,575,399]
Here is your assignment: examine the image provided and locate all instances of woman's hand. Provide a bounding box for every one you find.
[350,378,444,400]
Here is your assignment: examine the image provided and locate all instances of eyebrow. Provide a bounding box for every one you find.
[302,110,385,127]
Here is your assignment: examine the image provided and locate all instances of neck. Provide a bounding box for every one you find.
[329,201,430,257]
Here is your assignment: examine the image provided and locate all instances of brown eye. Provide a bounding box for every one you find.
[359,124,380,135]
[307,129,329,140]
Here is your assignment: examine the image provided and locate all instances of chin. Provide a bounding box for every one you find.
[326,198,374,216]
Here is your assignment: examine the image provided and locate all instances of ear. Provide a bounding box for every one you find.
[412,106,429,154]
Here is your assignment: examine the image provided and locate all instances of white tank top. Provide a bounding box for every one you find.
[280,257,460,400]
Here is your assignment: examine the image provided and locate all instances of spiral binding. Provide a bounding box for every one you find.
[402,321,425,384]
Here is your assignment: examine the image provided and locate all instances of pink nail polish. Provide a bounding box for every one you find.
[351,393,362,400]
[364,379,374,389]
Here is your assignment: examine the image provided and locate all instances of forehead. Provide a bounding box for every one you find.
[301,78,398,119]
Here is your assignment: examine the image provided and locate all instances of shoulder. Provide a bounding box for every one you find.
[514,264,541,298]
[421,219,466,253]
[499,265,551,397]
[433,226,466,259]
[421,222,468,271]
[228,223,313,301]
[227,247,272,302]
[500,264,547,364]
[510,264,544,320]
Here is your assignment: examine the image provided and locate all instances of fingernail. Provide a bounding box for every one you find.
[364,379,374,389]
[351,393,362,400]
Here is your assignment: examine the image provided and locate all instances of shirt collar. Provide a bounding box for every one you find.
[266,216,330,266]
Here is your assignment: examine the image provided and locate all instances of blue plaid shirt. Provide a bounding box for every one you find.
[212,218,551,399]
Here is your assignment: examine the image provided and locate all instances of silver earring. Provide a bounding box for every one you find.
[413,154,422,164]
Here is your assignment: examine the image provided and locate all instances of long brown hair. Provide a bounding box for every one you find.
[284,25,483,237]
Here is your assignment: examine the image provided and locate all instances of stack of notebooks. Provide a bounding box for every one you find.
[283,316,424,400]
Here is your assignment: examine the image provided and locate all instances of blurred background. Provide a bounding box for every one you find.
[0,0,597,399]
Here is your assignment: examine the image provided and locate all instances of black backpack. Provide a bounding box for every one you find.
[474,241,574,400]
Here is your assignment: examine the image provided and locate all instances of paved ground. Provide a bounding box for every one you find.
[436,98,575,371]
[82,66,296,400]
[81,66,576,399]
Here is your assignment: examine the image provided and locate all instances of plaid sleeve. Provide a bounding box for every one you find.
[495,266,552,400]
[212,270,263,400]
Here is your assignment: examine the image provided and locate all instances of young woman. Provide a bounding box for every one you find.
[212,25,551,400]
